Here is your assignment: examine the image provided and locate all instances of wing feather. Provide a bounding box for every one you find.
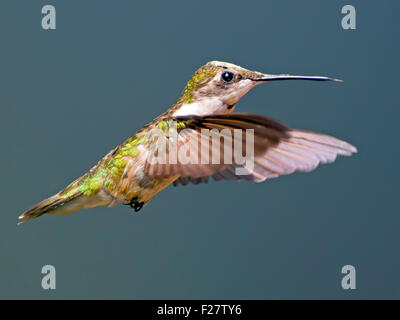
[143,113,356,187]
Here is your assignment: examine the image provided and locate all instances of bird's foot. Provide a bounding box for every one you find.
[125,196,144,212]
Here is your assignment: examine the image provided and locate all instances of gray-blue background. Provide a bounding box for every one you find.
[0,1,399,299]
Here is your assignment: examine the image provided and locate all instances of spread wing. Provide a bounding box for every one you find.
[143,113,357,186]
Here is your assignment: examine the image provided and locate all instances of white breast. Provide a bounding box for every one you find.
[173,98,226,117]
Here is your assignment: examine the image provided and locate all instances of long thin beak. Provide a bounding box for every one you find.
[250,74,342,82]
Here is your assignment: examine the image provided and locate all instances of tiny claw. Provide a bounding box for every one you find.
[133,202,144,212]
[126,197,144,213]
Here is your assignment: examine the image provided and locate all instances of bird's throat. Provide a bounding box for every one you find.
[173,98,233,117]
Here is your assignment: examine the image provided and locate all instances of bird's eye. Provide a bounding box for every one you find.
[221,71,234,83]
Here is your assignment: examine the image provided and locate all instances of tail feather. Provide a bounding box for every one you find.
[18,192,82,225]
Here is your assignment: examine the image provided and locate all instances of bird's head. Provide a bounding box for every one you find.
[174,61,340,116]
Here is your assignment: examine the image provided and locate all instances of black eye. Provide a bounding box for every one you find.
[221,71,234,83]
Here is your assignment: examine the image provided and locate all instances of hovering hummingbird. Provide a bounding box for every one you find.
[18,61,357,224]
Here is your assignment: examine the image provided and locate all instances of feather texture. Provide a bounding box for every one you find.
[161,113,357,186]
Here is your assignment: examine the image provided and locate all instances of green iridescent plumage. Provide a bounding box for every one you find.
[59,134,148,197]
[102,134,146,191]
[178,67,217,104]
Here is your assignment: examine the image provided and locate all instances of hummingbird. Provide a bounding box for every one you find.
[18,61,357,224]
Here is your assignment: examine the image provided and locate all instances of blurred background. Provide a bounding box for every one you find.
[0,0,399,299]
